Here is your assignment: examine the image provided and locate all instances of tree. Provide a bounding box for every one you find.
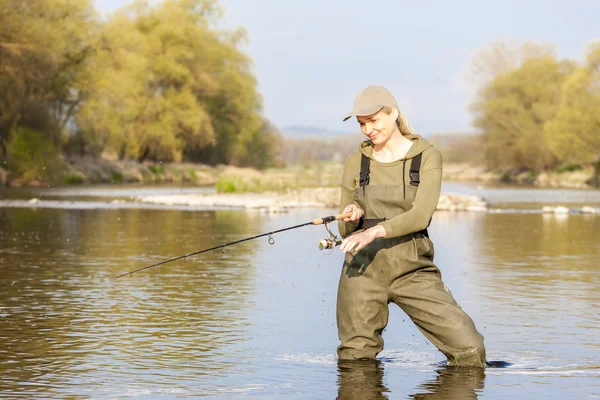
[77,0,273,167]
[2,0,283,178]
[0,0,96,153]
[465,40,557,90]
[544,42,600,185]
[237,119,284,169]
[471,55,573,171]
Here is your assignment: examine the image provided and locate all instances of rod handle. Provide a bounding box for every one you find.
[312,211,353,225]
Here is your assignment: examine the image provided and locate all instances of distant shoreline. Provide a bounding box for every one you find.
[0,156,596,190]
[1,187,598,216]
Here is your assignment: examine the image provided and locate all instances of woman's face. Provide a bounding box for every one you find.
[356,108,398,147]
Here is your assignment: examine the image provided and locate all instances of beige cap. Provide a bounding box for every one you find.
[343,85,398,122]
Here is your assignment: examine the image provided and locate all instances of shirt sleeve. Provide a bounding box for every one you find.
[379,147,443,238]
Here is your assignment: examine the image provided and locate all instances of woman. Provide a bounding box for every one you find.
[336,84,486,367]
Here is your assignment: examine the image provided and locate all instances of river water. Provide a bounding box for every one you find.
[0,183,599,399]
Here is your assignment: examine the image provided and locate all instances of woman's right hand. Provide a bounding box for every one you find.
[342,204,364,222]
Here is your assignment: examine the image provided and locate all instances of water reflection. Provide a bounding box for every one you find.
[1,202,599,398]
[432,211,600,373]
[336,360,389,400]
[410,366,485,400]
[336,360,485,400]
[0,208,260,397]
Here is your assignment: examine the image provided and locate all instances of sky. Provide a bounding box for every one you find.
[94,0,600,135]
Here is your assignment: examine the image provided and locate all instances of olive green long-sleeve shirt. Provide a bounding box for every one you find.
[338,134,442,238]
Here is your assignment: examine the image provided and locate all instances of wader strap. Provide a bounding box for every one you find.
[359,218,386,230]
[361,152,421,189]
[409,153,432,230]
[411,229,429,239]
[359,154,370,195]
[409,153,422,187]
[355,152,429,236]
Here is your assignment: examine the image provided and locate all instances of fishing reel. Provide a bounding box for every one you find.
[319,236,342,250]
[318,222,342,253]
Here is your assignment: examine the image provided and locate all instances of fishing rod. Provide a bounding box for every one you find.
[115,211,352,279]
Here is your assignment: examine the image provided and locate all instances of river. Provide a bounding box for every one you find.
[0,183,598,399]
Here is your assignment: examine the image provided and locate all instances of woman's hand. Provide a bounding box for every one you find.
[342,204,364,222]
[340,225,386,254]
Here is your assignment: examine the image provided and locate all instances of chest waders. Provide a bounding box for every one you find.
[336,152,487,367]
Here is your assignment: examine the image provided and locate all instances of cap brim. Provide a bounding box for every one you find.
[342,105,384,122]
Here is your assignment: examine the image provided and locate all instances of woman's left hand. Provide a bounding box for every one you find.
[340,225,386,253]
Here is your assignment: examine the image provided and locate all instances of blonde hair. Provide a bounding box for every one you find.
[381,106,416,136]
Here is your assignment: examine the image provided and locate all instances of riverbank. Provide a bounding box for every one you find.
[133,188,490,213]
[2,185,598,215]
[442,163,596,189]
[1,156,597,190]
[132,187,598,214]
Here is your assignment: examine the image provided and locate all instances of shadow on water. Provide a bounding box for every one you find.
[336,360,497,400]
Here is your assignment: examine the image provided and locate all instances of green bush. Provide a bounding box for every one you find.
[64,175,84,184]
[216,176,240,193]
[557,163,582,173]
[7,127,63,182]
[188,168,198,182]
[215,175,289,193]
[148,165,164,174]
[111,172,124,182]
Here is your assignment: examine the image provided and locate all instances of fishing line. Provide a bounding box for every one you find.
[115,211,351,279]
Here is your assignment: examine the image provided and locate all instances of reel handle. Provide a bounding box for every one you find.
[312,211,353,225]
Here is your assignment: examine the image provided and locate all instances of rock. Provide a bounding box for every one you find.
[437,193,488,212]
[267,207,288,214]
[466,205,489,212]
[542,206,570,214]
[133,189,492,213]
